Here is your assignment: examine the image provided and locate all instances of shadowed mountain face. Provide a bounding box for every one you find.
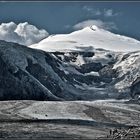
[0,40,139,101]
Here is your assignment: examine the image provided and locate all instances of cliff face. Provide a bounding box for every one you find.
[0,41,61,100]
[130,77,140,99]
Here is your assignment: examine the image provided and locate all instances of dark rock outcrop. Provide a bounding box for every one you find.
[99,65,117,83]
[130,77,140,99]
[77,62,103,74]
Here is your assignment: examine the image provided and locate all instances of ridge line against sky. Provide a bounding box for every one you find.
[0,1,139,40]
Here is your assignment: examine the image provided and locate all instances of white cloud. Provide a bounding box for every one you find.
[104,9,113,17]
[0,22,49,46]
[83,6,101,16]
[104,9,118,17]
[73,19,117,31]
[83,6,119,17]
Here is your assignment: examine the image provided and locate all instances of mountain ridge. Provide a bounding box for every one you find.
[0,40,139,100]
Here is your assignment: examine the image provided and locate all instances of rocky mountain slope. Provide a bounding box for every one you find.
[0,39,139,100]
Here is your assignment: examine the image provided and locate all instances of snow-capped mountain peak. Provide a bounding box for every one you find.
[30,26,140,52]
[90,25,99,31]
[81,25,99,32]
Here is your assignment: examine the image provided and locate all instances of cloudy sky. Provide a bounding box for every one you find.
[0,2,140,41]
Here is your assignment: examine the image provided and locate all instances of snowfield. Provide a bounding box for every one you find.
[30,25,140,52]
